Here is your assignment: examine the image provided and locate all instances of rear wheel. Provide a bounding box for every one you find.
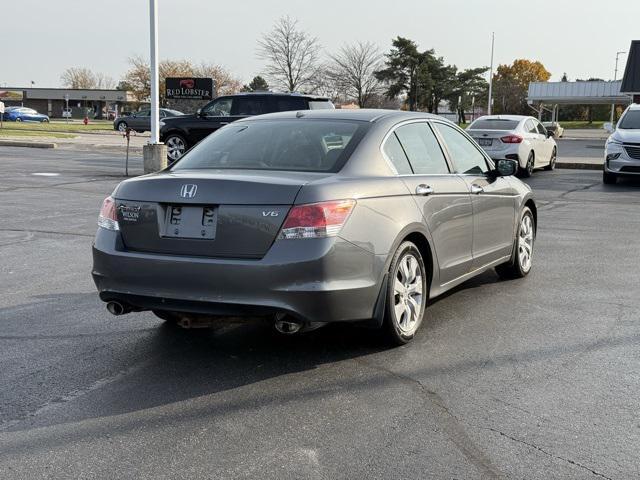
[15,117,22,122]
[496,206,535,279]
[603,170,617,185]
[166,134,187,162]
[383,241,427,345]
[519,151,534,177]
[544,147,556,171]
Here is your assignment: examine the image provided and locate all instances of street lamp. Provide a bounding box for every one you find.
[487,32,495,115]
[610,51,626,124]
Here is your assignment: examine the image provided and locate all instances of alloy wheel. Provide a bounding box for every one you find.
[518,214,534,273]
[166,136,186,161]
[392,253,424,335]
[117,122,127,132]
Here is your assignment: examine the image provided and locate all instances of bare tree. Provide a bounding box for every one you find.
[60,67,97,89]
[95,72,116,89]
[257,16,321,92]
[193,62,242,96]
[327,42,383,108]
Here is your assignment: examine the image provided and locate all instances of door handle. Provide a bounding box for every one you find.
[470,184,484,194]
[415,184,434,196]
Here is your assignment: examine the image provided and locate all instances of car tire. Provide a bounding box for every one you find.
[519,151,534,178]
[603,170,617,184]
[165,134,188,163]
[496,206,535,280]
[383,241,428,345]
[116,121,128,132]
[544,147,556,171]
[15,117,22,122]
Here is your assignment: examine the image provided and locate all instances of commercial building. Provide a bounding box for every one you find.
[0,87,134,119]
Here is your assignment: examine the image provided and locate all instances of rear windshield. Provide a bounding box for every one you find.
[618,110,640,129]
[172,119,368,172]
[308,100,334,110]
[469,119,519,130]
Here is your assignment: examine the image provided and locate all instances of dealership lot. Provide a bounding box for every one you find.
[1,146,639,479]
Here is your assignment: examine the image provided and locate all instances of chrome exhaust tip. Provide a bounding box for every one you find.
[274,315,303,334]
[106,301,128,316]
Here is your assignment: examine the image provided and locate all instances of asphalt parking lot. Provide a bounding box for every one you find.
[1,146,639,479]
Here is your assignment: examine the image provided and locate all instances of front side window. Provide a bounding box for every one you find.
[382,133,413,174]
[172,119,369,173]
[536,122,546,135]
[434,122,490,175]
[394,122,449,174]
[135,110,150,117]
[203,98,232,117]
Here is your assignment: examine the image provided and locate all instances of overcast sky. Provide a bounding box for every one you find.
[2,0,638,88]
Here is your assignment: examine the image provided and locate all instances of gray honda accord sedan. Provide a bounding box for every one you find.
[92,109,536,344]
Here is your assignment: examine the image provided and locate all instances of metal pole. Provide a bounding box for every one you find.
[610,51,626,125]
[487,32,495,115]
[149,0,160,144]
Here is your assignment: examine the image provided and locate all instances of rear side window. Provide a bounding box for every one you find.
[382,133,413,174]
[273,96,307,112]
[172,119,369,173]
[308,100,334,110]
[434,123,490,175]
[525,120,537,134]
[394,122,449,174]
[232,97,267,116]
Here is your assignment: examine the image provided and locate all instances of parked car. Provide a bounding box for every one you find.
[93,109,536,345]
[113,108,184,133]
[543,121,564,138]
[467,115,557,177]
[160,92,335,162]
[2,107,49,123]
[603,103,640,184]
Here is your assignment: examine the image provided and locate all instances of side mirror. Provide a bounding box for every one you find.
[546,130,554,138]
[603,122,614,134]
[494,159,518,177]
[196,108,203,117]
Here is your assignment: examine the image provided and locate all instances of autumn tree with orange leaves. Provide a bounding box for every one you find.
[492,59,551,115]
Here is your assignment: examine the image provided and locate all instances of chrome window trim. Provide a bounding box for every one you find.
[379,118,456,176]
[429,119,496,174]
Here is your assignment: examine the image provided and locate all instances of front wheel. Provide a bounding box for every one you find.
[15,117,22,122]
[544,147,556,171]
[116,121,128,132]
[383,241,427,345]
[496,206,535,279]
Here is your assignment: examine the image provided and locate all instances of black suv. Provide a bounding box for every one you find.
[160,92,334,161]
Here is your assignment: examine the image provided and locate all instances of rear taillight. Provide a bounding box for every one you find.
[97,196,120,231]
[501,135,523,144]
[279,199,356,239]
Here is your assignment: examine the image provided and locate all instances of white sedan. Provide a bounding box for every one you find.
[467,115,557,177]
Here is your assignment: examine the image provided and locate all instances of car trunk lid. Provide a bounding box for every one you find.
[114,170,328,258]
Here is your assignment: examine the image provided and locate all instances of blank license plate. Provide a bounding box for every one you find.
[477,138,493,146]
[163,205,217,239]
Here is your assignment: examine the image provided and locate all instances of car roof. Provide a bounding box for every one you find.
[627,103,640,111]
[236,108,444,123]
[222,91,330,100]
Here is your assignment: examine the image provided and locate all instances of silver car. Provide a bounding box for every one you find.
[468,115,557,177]
[93,110,536,345]
[603,103,640,184]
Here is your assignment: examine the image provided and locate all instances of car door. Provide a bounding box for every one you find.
[131,110,150,131]
[535,120,553,165]
[191,97,235,142]
[432,121,517,270]
[524,119,544,161]
[386,121,474,285]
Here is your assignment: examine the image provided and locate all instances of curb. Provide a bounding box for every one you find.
[556,162,602,171]
[0,140,57,149]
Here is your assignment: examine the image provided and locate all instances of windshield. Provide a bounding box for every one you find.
[618,110,640,129]
[469,119,520,130]
[172,119,368,172]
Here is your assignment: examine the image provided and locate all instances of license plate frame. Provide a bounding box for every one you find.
[162,205,217,240]
[477,138,493,147]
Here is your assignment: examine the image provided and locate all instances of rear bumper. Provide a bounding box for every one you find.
[92,229,386,324]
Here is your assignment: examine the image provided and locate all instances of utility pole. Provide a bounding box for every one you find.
[143,0,167,173]
[610,51,626,125]
[487,32,495,115]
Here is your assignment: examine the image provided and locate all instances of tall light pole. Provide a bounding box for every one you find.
[487,32,495,115]
[610,51,626,124]
[143,0,167,173]
[149,0,160,144]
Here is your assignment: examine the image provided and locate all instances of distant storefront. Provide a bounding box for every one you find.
[0,87,134,119]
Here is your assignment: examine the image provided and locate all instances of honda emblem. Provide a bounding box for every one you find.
[179,184,198,199]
